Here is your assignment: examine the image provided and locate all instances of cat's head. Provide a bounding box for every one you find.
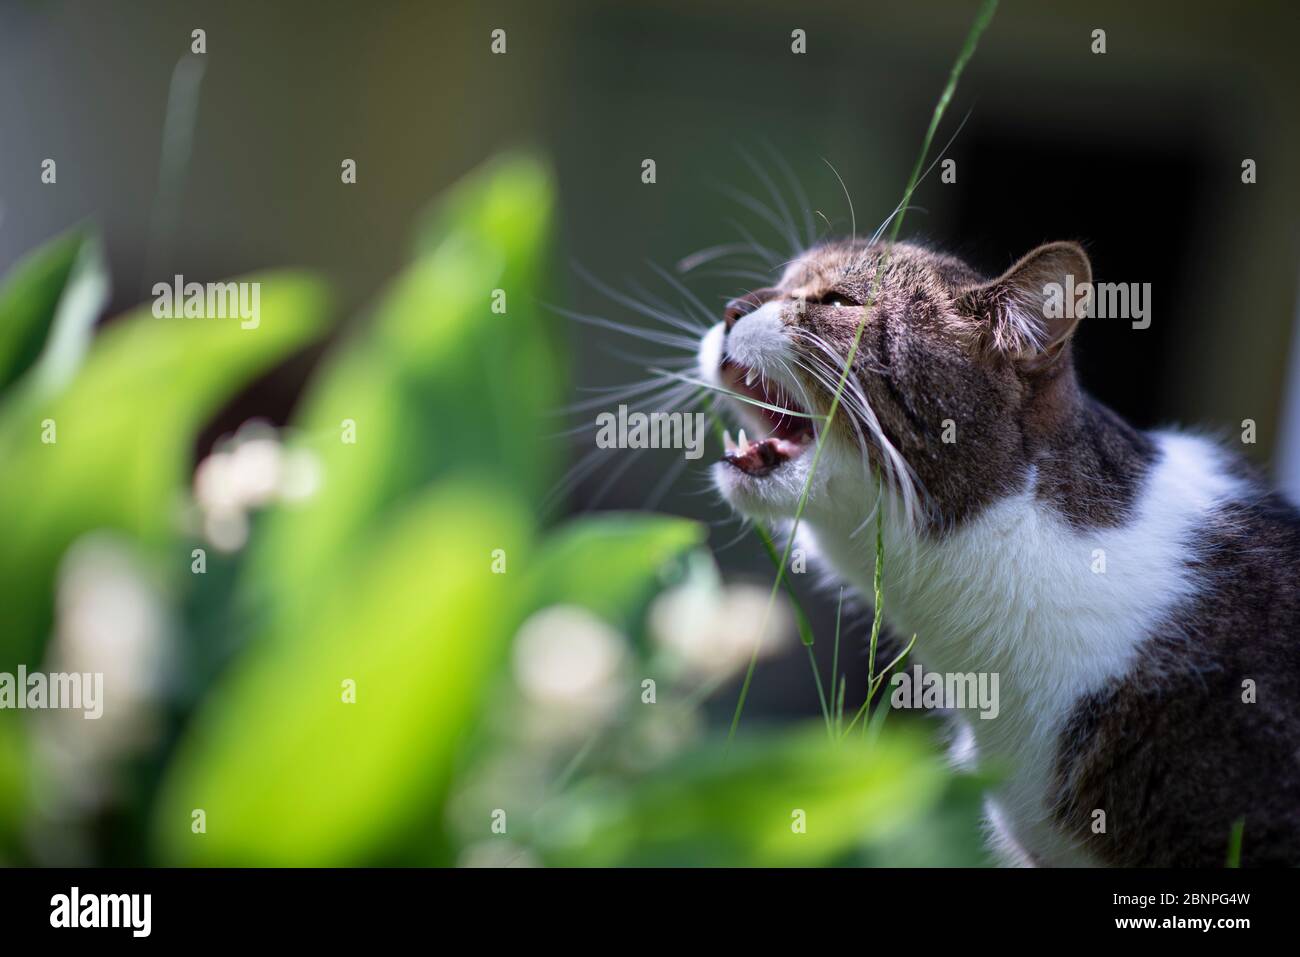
[697,239,1092,530]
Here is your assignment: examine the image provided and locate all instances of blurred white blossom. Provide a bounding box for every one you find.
[226,436,282,506]
[33,534,174,827]
[512,605,627,728]
[192,419,322,552]
[649,581,794,679]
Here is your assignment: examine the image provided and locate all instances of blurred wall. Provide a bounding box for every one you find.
[2,0,1296,446]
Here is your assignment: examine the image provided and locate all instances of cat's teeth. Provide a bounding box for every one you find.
[738,429,749,452]
[723,429,737,453]
[745,368,758,387]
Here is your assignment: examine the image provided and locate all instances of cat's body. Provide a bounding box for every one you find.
[697,238,1300,866]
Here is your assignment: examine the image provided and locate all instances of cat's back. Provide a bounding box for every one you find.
[1053,443,1300,866]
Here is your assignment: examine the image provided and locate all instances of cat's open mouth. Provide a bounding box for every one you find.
[719,359,814,477]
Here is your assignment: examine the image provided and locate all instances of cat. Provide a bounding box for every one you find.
[696,238,1300,866]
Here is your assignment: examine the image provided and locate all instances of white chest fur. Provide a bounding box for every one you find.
[801,432,1241,866]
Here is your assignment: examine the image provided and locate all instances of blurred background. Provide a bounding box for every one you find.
[0,0,1296,866]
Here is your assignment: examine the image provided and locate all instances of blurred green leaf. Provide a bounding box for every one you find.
[524,512,705,631]
[153,478,532,865]
[0,227,107,858]
[0,271,331,669]
[249,153,562,606]
[0,720,25,860]
[535,724,987,867]
[855,770,994,867]
[0,227,107,397]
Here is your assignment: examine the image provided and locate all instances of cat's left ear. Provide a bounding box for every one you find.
[956,241,1091,371]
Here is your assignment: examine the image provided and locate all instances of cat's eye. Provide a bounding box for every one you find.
[812,291,859,308]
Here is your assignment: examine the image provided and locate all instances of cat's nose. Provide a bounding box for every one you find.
[724,288,778,330]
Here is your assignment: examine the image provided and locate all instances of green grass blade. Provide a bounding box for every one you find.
[806,645,833,739]
[752,520,830,734]
[1225,818,1245,868]
[831,588,844,731]
[841,633,916,740]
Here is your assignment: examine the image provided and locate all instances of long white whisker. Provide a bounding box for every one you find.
[790,333,926,529]
[571,262,704,337]
[763,142,817,248]
[644,448,693,510]
[861,108,971,255]
[649,367,823,421]
[550,382,700,440]
[592,345,694,371]
[691,268,780,285]
[645,260,720,329]
[868,204,927,246]
[737,146,802,257]
[561,375,694,415]
[676,242,768,273]
[718,184,801,258]
[548,304,699,352]
[821,157,855,244]
[724,218,784,266]
[621,278,708,334]
[546,385,706,509]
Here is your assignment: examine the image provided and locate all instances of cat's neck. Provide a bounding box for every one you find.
[803,427,1244,727]
[1021,388,1160,531]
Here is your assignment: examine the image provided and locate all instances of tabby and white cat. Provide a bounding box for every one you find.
[697,238,1300,866]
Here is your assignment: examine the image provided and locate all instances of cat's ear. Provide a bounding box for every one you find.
[956,241,1091,371]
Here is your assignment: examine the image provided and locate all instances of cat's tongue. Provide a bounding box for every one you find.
[722,429,807,476]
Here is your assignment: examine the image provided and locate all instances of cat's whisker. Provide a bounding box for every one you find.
[571,262,705,337]
[545,443,618,511]
[550,382,699,441]
[795,353,922,543]
[717,184,802,259]
[761,140,817,249]
[622,279,709,335]
[736,145,804,257]
[859,108,971,260]
[581,392,710,510]
[676,242,770,274]
[549,304,700,352]
[643,447,695,511]
[561,373,694,416]
[593,344,695,371]
[821,157,856,244]
[790,356,872,461]
[792,356,881,500]
[867,204,928,248]
[649,366,822,421]
[645,260,722,329]
[791,332,927,529]
[691,268,780,285]
[724,218,784,266]
[545,382,705,509]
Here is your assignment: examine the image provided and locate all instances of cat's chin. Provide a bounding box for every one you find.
[712,454,820,523]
